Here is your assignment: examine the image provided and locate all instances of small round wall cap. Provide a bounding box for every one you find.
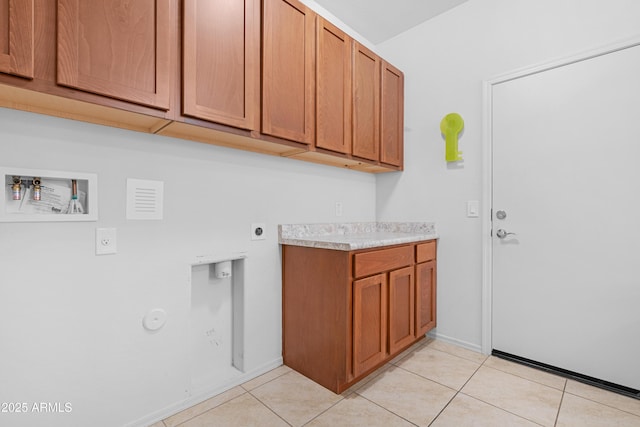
[143,308,167,331]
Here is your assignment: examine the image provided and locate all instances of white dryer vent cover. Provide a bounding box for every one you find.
[126,178,164,220]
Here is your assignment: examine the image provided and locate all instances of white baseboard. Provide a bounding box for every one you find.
[427,331,485,354]
[125,357,284,427]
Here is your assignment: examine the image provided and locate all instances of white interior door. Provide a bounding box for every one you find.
[492,43,640,391]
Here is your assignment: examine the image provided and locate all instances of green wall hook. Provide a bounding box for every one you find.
[440,113,464,162]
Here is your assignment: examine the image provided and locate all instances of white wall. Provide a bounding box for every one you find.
[375,0,640,350]
[0,108,375,427]
[5,1,640,425]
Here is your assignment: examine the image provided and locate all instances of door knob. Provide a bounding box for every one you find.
[496,229,516,239]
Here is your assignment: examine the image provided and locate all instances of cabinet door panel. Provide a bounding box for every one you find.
[183,0,259,130]
[381,61,404,167]
[316,16,350,154]
[57,0,171,109]
[353,273,387,377]
[416,260,437,336]
[389,266,415,354]
[0,0,33,78]
[262,0,315,144]
[352,42,380,161]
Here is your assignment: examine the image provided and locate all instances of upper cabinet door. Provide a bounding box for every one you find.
[352,42,380,161]
[262,0,315,145]
[57,0,171,110]
[0,0,34,78]
[315,16,351,154]
[381,61,404,167]
[183,0,259,130]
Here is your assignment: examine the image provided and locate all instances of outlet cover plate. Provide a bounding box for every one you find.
[96,227,117,255]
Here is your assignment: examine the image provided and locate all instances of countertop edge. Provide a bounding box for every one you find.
[279,233,439,251]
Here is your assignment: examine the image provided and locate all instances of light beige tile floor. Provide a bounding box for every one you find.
[150,338,640,426]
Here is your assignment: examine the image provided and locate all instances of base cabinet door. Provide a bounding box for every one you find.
[0,0,34,78]
[353,273,387,377]
[388,266,415,355]
[415,260,437,337]
[57,0,171,109]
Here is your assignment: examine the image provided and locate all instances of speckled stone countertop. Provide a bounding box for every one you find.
[278,222,438,251]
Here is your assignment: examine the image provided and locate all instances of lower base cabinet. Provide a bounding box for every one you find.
[282,239,437,393]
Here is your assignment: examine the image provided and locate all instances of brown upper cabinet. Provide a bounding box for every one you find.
[352,42,381,162]
[315,16,351,155]
[381,61,404,167]
[56,0,171,110]
[0,0,34,79]
[0,0,404,172]
[182,0,260,130]
[352,42,405,167]
[262,0,315,145]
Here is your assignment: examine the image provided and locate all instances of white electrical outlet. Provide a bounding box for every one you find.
[251,223,266,240]
[96,228,117,255]
[335,202,343,217]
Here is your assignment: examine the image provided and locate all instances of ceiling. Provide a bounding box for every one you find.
[313,0,468,44]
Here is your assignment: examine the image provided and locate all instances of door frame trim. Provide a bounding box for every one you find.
[480,35,640,355]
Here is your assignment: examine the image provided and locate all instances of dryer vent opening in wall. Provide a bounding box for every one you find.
[189,256,246,395]
[126,178,164,220]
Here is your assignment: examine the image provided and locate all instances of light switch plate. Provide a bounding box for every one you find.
[467,200,479,218]
[96,227,117,255]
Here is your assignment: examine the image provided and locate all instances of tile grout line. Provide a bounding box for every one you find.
[436,357,548,427]
[247,388,296,427]
[299,396,346,427]
[475,358,557,426]
[562,389,640,419]
[170,389,251,427]
[480,363,566,391]
[422,344,490,365]
[391,351,479,394]
[484,356,569,391]
[553,380,568,427]
[426,356,487,426]
[477,362,640,422]
[306,340,433,426]
[240,367,294,393]
[350,391,420,427]
[168,368,294,427]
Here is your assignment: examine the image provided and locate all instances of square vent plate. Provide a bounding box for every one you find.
[126,178,164,220]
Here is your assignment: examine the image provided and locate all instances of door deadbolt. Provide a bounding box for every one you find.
[496,210,507,220]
